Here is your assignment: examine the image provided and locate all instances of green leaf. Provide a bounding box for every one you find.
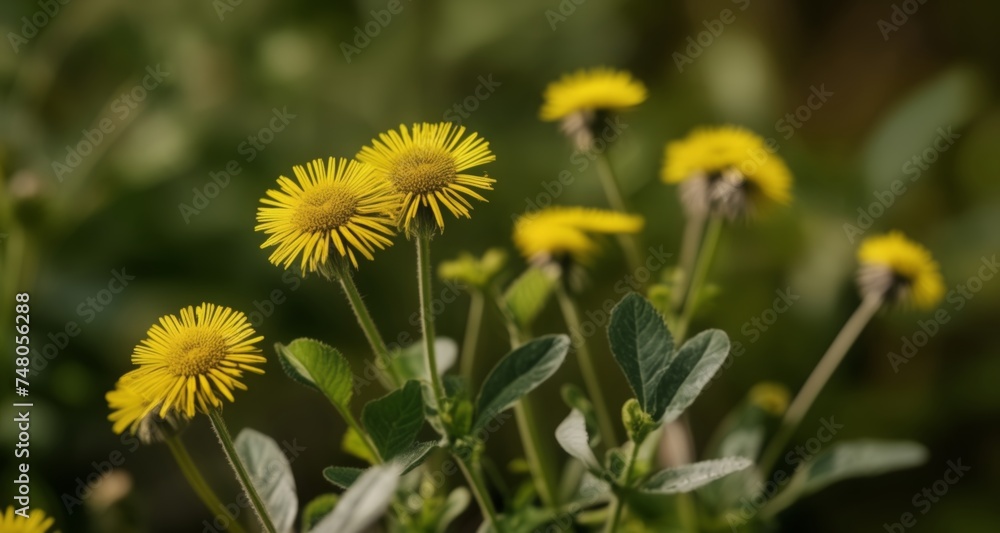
[766,440,928,515]
[393,440,438,473]
[658,329,731,424]
[234,428,298,533]
[608,293,675,419]
[323,466,364,490]
[640,457,752,494]
[437,488,471,533]
[391,337,459,381]
[361,380,425,461]
[474,335,570,431]
[301,494,339,532]
[341,428,376,465]
[555,409,601,472]
[561,384,601,447]
[276,339,353,413]
[503,267,556,330]
[310,464,402,533]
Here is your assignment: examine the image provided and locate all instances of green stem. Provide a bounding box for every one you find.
[460,290,485,384]
[336,265,399,389]
[595,151,643,274]
[457,454,505,532]
[669,212,709,315]
[603,440,642,533]
[416,232,447,407]
[554,282,619,449]
[208,410,277,533]
[757,294,884,477]
[166,436,249,533]
[673,216,724,344]
[514,399,559,509]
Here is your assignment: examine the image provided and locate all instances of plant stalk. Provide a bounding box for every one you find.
[208,410,277,533]
[336,265,399,389]
[165,436,249,533]
[757,293,884,476]
[460,290,486,384]
[603,440,642,533]
[595,151,643,275]
[416,231,447,408]
[457,454,505,532]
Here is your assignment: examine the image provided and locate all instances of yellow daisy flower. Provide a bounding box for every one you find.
[513,207,644,264]
[540,67,647,122]
[357,122,496,232]
[128,303,266,419]
[662,125,792,219]
[0,506,56,533]
[857,231,945,309]
[256,157,399,273]
[107,371,185,441]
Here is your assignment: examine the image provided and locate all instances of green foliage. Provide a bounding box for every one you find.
[234,428,298,533]
[361,380,425,461]
[503,267,556,332]
[310,464,403,533]
[301,494,339,532]
[474,335,570,431]
[276,339,353,414]
[639,458,753,494]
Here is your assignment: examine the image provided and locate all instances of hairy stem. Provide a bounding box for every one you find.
[336,266,399,389]
[460,290,485,384]
[166,436,249,533]
[208,410,277,533]
[417,232,447,408]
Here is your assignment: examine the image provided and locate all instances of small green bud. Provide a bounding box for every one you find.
[622,398,656,444]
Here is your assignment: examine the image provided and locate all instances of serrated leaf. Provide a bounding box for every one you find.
[391,337,459,381]
[640,457,752,494]
[555,409,601,472]
[766,440,928,515]
[276,339,353,413]
[503,267,556,330]
[310,464,402,533]
[474,335,570,431]
[608,293,675,419]
[301,494,339,532]
[361,380,425,461]
[323,466,364,490]
[657,329,731,424]
[234,428,298,533]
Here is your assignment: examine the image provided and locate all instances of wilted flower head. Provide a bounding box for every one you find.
[540,67,647,151]
[661,125,792,220]
[438,248,508,289]
[857,231,944,309]
[107,371,186,443]
[513,207,644,266]
[357,122,495,233]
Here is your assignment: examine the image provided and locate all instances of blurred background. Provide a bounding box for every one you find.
[1,0,998,531]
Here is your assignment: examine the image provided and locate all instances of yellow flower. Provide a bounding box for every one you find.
[540,67,647,122]
[107,371,185,441]
[0,506,56,533]
[438,248,508,289]
[748,382,790,416]
[357,123,495,232]
[857,231,945,309]
[256,157,399,273]
[127,303,266,419]
[661,125,792,218]
[513,207,644,264]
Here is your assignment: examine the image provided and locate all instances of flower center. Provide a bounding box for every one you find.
[292,183,358,233]
[390,147,456,194]
[167,327,228,376]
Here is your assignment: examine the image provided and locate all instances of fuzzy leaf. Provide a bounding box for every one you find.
[641,457,752,494]
[310,464,402,533]
[474,335,569,431]
[276,339,353,413]
[503,267,555,330]
[361,380,425,461]
[234,428,298,533]
[391,337,459,381]
[608,293,675,419]
[323,466,364,490]
[555,409,601,472]
[301,494,339,532]
[658,329,731,424]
